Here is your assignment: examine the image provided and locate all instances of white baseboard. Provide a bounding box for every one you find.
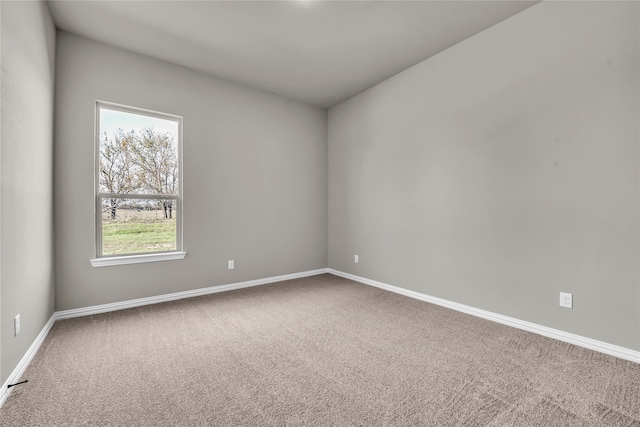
[328,269,640,364]
[0,314,56,408]
[56,268,329,319]
[4,266,636,411]
[1,268,329,408]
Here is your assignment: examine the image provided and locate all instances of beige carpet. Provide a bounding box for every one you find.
[1,273,639,426]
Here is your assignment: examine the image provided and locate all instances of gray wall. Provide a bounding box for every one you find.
[55,33,327,311]
[328,1,640,350]
[0,1,56,384]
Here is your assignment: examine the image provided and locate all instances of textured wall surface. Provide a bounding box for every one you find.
[328,1,639,350]
[54,33,327,311]
[0,1,56,384]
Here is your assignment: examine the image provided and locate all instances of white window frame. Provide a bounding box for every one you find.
[90,101,185,267]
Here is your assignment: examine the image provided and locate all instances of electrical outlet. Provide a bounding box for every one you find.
[354,254,359,263]
[228,260,234,270]
[14,314,20,336]
[559,292,573,309]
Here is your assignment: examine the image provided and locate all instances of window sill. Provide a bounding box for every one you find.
[90,252,186,267]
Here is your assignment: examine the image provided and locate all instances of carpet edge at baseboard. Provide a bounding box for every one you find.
[56,268,330,320]
[3,267,637,411]
[0,314,56,408]
[0,268,329,409]
[327,268,640,364]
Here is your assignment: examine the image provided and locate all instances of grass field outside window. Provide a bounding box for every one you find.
[101,208,176,255]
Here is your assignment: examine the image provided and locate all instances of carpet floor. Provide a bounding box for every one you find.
[1,273,639,426]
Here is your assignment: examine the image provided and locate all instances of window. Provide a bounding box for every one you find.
[91,101,185,267]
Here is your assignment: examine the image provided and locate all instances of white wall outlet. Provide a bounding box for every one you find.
[559,292,573,309]
[228,260,234,270]
[354,254,359,263]
[14,314,21,336]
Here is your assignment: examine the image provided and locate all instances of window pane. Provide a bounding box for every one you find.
[101,198,177,256]
[99,108,179,195]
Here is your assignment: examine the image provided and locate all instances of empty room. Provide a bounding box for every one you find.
[1,0,639,425]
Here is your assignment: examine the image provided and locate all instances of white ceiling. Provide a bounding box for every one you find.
[47,0,538,108]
